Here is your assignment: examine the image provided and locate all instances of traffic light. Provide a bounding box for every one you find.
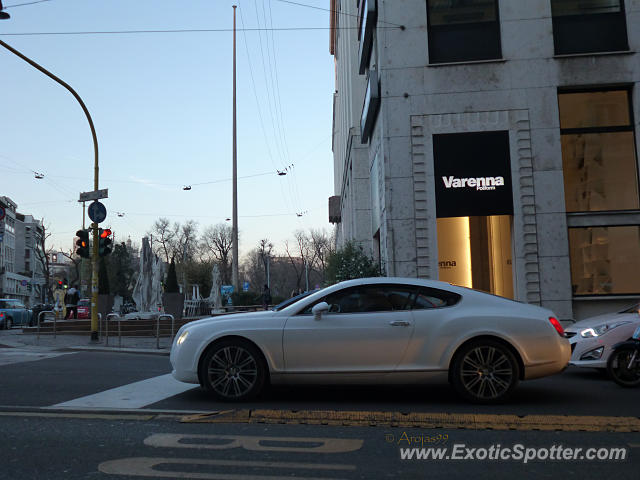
[76,229,90,258]
[99,228,113,257]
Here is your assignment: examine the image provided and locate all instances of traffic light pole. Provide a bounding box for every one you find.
[0,38,101,342]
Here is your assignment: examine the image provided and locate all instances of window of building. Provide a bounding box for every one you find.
[427,0,501,64]
[551,0,628,55]
[559,89,639,212]
[569,226,640,295]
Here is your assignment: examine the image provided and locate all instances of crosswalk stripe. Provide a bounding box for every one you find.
[52,374,196,409]
[0,349,75,366]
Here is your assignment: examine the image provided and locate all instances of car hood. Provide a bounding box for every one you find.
[566,313,632,331]
[184,310,275,328]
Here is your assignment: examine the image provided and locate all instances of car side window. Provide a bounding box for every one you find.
[297,285,416,315]
[0,301,6,308]
[413,287,461,309]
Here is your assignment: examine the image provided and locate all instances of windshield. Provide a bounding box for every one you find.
[272,290,318,311]
[619,303,640,314]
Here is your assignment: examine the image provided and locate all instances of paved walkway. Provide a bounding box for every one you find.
[0,329,171,355]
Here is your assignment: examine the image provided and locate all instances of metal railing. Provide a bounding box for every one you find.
[104,313,175,349]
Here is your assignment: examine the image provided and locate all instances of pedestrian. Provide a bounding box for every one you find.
[64,286,80,319]
[262,284,272,310]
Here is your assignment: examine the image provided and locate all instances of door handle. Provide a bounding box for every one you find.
[389,320,410,327]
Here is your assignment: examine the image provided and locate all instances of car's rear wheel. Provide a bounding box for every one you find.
[200,339,266,402]
[451,340,520,403]
[5,317,13,330]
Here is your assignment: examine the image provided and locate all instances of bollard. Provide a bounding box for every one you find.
[105,313,120,347]
[157,314,175,349]
[37,310,54,344]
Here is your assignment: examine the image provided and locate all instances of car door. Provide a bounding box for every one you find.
[13,301,26,325]
[282,285,416,373]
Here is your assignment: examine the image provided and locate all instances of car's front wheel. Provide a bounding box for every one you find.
[451,340,520,403]
[200,339,267,402]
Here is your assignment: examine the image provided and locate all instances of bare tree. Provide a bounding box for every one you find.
[258,238,273,286]
[309,229,334,281]
[200,223,233,284]
[174,220,199,263]
[59,250,82,287]
[33,223,54,302]
[148,218,176,263]
[284,230,316,291]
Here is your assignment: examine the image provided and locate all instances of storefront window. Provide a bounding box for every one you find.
[569,226,640,295]
[559,89,639,212]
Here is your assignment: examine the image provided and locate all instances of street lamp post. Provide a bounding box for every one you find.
[0,32,101,342]
[231,5,239,291]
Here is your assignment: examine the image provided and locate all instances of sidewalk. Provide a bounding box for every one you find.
[0,329,171,355]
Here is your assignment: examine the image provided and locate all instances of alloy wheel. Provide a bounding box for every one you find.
[206,345,260,400]
[460,346,514,400]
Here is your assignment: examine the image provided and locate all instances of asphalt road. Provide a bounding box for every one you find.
[1,414,638,480]
[0,349,638,416]
[1,346,639,479]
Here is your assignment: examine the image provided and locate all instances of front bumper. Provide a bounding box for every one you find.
[568,334,608,368]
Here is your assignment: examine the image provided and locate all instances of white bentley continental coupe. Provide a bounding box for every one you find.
[170,277,571,403]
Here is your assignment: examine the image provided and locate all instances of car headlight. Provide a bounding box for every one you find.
[580,321,631,338]
[176,330,189,346]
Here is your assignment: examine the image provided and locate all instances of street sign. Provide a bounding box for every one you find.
[79,189,108,203]
[243,281,250,292]
[221,285,234,296]
[20,280,28,287]
[0,206,5,221]
[88,201,107,223]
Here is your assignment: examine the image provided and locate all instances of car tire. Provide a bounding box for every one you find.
[5,317,13,330]
[450,339,520,404]
[606,347,640,388]
[200,339,267,402]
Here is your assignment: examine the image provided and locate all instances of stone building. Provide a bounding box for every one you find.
[330,0,640,319]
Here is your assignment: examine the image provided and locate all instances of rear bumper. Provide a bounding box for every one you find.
[524,340,571,380]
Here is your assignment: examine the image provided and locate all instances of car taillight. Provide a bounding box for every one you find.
[0,312,4,317]
[549,316,564,337]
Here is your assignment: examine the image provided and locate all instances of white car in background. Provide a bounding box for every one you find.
[171,277,570,404]
[565,303,640,369]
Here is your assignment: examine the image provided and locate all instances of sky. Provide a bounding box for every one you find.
[0,0,336,258]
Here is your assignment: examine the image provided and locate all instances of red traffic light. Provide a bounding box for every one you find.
[100,228,112,239]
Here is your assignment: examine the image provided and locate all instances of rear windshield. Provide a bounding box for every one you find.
[78,300,90,307]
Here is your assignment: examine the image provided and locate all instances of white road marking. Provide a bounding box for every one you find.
[52,374,196,409]
[0,349,76,366]
[145,433,364,453]
[99,457,355,479]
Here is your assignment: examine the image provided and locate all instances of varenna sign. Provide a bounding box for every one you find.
[433,131,514,218]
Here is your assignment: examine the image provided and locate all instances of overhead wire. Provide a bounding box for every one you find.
[0,26,398,36]
[238,1,293,215]
[264,0,305,212]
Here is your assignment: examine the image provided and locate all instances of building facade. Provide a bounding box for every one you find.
[330,0,640,320]
[1,196,46,305]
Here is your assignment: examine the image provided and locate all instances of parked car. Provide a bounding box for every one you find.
[77,299,91,319]
[0,299,33,329]
[565,303,640,370]
[170,277,570,404]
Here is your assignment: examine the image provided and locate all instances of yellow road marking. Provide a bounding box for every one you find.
[181,409,640,433]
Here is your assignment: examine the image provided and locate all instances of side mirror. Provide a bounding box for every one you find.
[312,302,329,321]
